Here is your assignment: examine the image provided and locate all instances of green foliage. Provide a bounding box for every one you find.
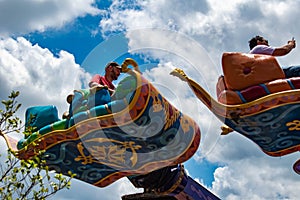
[0,91,74,200]
[0,90,22,134]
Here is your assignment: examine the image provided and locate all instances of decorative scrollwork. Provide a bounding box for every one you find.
[75,139,142,169]
[286,120,300,131]
[163,98,180,131]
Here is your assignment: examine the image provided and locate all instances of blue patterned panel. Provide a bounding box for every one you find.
[225,104,300,154]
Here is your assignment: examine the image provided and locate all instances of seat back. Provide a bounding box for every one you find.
[222,52,285,90]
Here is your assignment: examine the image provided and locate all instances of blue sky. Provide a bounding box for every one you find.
[1,0,300,200]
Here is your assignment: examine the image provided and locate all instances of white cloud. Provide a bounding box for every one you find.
[213,156,300,200]
[0,37,91,119]
[0,0,101,36]
[100,0,300,64]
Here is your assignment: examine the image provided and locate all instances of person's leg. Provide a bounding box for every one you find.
[283,66,300,78]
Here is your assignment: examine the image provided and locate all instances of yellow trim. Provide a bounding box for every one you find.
[261,144,300,157]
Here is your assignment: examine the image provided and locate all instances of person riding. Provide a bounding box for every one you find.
[248,35,299,78]
[63,62,122,119]
[89,61,122,95]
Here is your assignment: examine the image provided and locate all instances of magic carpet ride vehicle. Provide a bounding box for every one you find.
[171,52,300,175]
[2,58,220,200]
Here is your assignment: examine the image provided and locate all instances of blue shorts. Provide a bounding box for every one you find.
[283,66,300,78]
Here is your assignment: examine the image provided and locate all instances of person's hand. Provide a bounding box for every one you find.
[288,38,296,48]
[90,84,108,93]
[108,88,115,95]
